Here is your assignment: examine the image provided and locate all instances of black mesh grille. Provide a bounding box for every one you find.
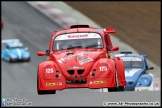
[77,70,84,75]
[67,70,74,75]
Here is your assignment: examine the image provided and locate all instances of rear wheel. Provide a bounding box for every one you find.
[118,86,124,91]
[37,71,56,95]
[108,69,125,92]
[9,58,12,63]
[108,87,118,92]
[108,86,124,92]
[26,58,30,62]
[38,90,56,95]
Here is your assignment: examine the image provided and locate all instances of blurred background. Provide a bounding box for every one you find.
[65,1,161,67]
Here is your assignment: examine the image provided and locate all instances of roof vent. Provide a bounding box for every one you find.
[70,25,90,28]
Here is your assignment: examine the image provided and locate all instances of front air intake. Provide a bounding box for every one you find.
[67,70,74,75]
[77,69,84,75]
[70,25,90,28]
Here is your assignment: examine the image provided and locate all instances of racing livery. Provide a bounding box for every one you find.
[37,24,126,95]
[1,39,30,62]
[115,52,154,91]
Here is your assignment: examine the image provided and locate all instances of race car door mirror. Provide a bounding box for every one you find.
[111,46,119,51]
[37,51,46,56]
[46,50,50,56]
[147,67,154,70]
[106,46,111,51]
[25,47,28,50]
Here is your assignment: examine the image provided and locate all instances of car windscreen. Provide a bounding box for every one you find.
[53,33,103,50]
[120,57,144,68]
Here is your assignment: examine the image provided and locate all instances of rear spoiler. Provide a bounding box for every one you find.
[1,39,20,43]
[120,51,132,54]
[103,28,116,34]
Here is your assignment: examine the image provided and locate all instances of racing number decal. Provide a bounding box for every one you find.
[46,68,54,73]
[99,66,107,71]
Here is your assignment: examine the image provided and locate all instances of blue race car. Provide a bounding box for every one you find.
[1,39,30,62]
[115,52,154,91]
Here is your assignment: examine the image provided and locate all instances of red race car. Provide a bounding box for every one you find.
[37,24,126,95]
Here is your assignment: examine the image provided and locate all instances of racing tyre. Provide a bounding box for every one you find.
[108,86,124,92]
[38,90,56,95]
[117,86,124,91]
[9,58,12,63]
[37,71,56,95]
[108,87,118,92]
[108,75,125,92]
[27,58,30,62]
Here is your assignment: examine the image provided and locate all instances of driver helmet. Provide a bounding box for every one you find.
[73,39,84,47]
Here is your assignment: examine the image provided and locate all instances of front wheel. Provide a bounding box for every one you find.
[108,86,124,92]
[117,86,124,91]
[37,71,56,95]
[38,90,56,95]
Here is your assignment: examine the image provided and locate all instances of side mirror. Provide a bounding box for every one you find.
[111,46,119,51]
[46,50,50,56]
[37,51,46,56]
[147,67,154,70]
[106,46,111,51]
[25,47,28,50]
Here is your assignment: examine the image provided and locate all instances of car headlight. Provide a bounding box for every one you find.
[10,54,17,58]
[23,53,30,58]
[140,77,151,86]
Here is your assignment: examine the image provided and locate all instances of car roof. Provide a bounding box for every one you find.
[54,27,104,37]
[6,41,24,48]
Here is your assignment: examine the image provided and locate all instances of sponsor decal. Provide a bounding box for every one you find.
[78,57,93,65]
[93,80,106,84]
[58,52,100,64]
[58,53,77,64]
[67,34,88,38]
[46,82,58,86]
[77,53,88,61]
[55,33,102,40]
[73,66,80,69]
[68,66,84,69]
[59,82,62,86]
[77,53,93,65]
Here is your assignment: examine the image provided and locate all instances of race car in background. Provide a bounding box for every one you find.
[115,52,154,91]
[1,39,30,62]
[36,24,126,95]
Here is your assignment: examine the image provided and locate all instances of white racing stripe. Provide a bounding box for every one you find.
[125,69,142,77]
[16,48,22,59]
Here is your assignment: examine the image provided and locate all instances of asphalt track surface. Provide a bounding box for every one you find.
[1,2,161,106]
